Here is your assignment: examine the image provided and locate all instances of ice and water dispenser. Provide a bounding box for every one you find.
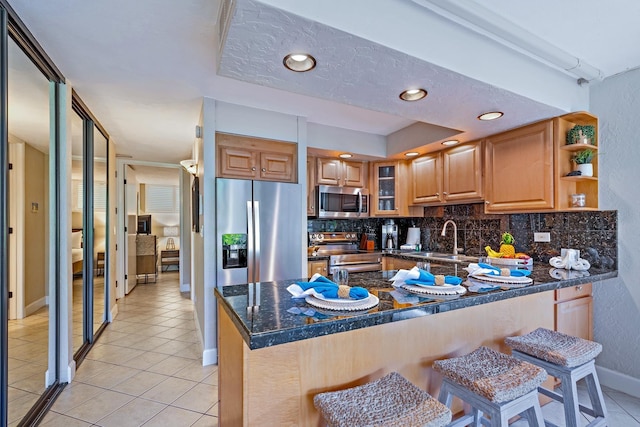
[222,233,247,269]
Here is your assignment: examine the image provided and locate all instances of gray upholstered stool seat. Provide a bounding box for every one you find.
[434,346,547,427]
[313,371,452,427]
[506,328,608,427]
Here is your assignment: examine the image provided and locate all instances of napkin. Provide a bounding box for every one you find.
[466,263,531,277]
[287,274,369,300]
[390,267,463,287]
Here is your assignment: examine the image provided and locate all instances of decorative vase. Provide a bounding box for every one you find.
[576,163,593,177]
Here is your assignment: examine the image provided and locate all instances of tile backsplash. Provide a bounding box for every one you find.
[308,203,617,269]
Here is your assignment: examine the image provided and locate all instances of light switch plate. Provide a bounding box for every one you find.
[534,232,551,242]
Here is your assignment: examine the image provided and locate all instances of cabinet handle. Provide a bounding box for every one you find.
[485,201,490,204]
[576,285,583,291]
[443,191,448,195]
[252,167,256,171]
[262,168,266,172]
[435,192,439,196]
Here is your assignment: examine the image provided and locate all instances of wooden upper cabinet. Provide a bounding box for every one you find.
[371,161,422,216]
[216,133,297,183]
[443,141,483,202]
[411,153,442,204]
[316,158,367,187]
[484,120,554,213]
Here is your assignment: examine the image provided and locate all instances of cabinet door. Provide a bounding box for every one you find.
[218,146,259,179]
[307,260,328,278]
[260,151,295,182]
[443,142,483,202]
[485,121,554,212]
[317,158,342,186]
[556,296,593,341]
[343,161,367,187]
[307,157,316,216]
[372,162,399,215]
[411,154,442,204]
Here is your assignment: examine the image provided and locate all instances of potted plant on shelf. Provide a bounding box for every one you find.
[572,149,594,177]
[566,124,596,145]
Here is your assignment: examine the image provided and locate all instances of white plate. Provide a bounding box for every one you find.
[400,284,467,296]
[469,273,533,284]
[313,292,371,304]
[407,281,461,289]
[305,294,379,311]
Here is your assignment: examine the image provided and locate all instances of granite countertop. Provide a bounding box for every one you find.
[215,262,617,350]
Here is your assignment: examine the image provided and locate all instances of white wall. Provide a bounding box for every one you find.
[590,68,640,395]
[307,122,386,157]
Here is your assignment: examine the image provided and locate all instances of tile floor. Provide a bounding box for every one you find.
[41,272,219,426]
[29,269,640,426]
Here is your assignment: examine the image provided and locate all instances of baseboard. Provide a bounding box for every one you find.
[596,364,640,398]
[202,348,218,366]
[25,297,46,316]
[180,282,190,292]
[193,308,218,366]
[109,303,119,322]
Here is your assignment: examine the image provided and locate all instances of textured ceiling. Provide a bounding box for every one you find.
[7,0,640,164]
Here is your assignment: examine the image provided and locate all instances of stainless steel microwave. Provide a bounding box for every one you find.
[317,185,369,218]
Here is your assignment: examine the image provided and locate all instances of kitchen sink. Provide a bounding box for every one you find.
[406,252,479,263]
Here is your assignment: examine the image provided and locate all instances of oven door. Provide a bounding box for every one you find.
[317,186,369,218]
[329,253,382,274]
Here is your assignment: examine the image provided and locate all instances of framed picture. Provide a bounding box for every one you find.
[192,176,200,232]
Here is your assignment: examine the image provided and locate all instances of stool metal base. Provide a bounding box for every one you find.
[438,378,545,427]
[511,350,608,427]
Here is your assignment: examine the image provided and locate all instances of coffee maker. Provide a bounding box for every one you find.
[381,219,398,250]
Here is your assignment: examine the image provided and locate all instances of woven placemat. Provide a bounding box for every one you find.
[305,294,379,311]
[399,283,467,296]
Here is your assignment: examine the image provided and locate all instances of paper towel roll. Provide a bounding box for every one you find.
[406,227,421,245]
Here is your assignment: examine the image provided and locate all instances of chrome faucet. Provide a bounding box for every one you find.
[440,219,459,255]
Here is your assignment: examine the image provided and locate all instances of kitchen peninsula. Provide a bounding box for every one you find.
[215,259,616,426]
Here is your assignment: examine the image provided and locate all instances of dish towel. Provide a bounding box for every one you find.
[466,263,532,277]
[286,274,369,300]
[390,266,462,287]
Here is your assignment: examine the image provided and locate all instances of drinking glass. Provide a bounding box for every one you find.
[416,261,430,272]
[333,269,349,286]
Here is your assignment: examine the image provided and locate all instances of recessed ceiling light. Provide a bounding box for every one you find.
[441,140,459,146]
[399,88,427,101]
[283,53,316,72]
[404,152,420,157]
[339,153,353,159]
[478,111,504,121]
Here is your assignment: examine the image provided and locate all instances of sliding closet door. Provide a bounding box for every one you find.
[70,109,83,354]
[92,126,107,336]
[6,31,53,425]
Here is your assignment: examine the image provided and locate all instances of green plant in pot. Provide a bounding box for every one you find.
[566,124,596,145]
[572,149,594,177]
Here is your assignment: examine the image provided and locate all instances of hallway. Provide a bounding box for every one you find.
[41,272,218,426]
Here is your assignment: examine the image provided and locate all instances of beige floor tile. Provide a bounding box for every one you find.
[8,386,31,402]
[151,339,191,356]
[191,414,219,427]
[147,355,193,376]
[140,377,198,405]
[78,364,141,389]
[39,412,93,426]
[64,390,134,424]
[111,371,171,397]
[153,327,191,340]
[171,383,218,413]
[7,393,40,424]
[49,383,105,413]
[86,343,145,364]
[201,372,218,386]
[95,397,166,427]
[206,402,218,417]
[142,406,203,427]
[118,351,170,371]
[173,360,217,382]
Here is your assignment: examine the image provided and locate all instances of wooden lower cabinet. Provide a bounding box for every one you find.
[555,283,593,340]
[307,260,328,278]
[383,257,418,271]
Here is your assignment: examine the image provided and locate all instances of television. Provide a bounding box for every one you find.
[137,214,152,235]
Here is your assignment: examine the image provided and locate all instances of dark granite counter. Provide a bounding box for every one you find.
[215,262,617,350]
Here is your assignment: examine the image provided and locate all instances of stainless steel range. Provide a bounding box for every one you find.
[309,232,382,274]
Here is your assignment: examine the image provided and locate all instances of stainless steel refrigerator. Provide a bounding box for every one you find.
[216,178,302,286]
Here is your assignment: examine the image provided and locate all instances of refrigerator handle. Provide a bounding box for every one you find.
[253,201,261,281]
[247,201,254,283]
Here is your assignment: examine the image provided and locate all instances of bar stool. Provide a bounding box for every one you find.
[313,371,452,427]
[506,328,608,427]
[433,346,547,427]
